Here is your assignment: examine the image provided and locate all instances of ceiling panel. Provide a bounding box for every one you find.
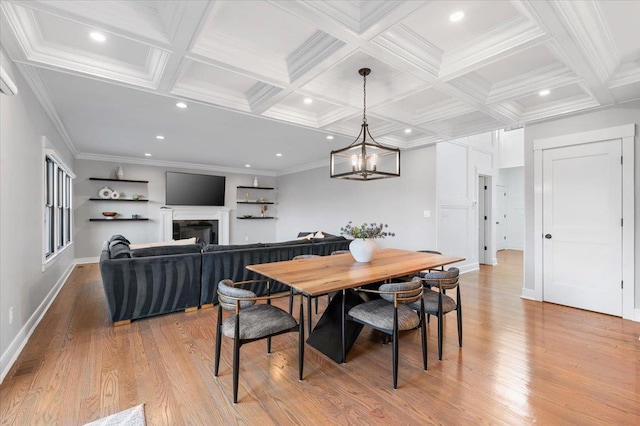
[514,84,588,109]
[474,43,558,84]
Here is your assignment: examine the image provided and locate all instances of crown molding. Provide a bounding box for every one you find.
[608,63,640,88]
[14,63,77,157]
[551,0,618,84]
[487,101,524,123]
[373,25,441,78]
[75,153,277,177]
[520,94,600,122]
[414,99,476,125]
[287,31,345,82]
[247,81,284,114]
[276,158,329,176]
[440,17,549,81]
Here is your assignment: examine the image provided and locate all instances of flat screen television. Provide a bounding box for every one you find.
[165,172,226,206]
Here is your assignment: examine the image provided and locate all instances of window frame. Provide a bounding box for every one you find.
[42,142,74,270]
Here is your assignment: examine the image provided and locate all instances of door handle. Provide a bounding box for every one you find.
[544,234,552,239]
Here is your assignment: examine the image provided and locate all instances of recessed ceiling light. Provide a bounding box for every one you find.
[404,128,412,134]
[245,164,251,168]
[449,11,465,22]
[539,89,551,96]
[89,31,106,42]
[156,135,165,140]
[144,153,152,157]
[304,98,313,104]
[326,135,334,140]
[276,153,282,157]
[176,102,188,109]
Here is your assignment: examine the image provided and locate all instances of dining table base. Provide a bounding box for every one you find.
[306,289,365,363]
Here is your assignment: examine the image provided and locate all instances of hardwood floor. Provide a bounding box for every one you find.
[1,250,638,424]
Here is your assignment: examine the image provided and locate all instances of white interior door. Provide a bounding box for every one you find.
[496,184,507,250]
[542,139,622,316]
[478,176,489,264]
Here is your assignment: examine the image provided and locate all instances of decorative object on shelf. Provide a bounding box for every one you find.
[340,221,395,262]
[260,205,268,217]
[102,211,117,219]
[98,187,113,199]
[244,192,249,201]
[242,214,253,218]
[253,177,259,187]
[110,190,120,199]
[116,166,124,180]
[131,214,139,219]
[132,194,140,200]
[330,68,400,181]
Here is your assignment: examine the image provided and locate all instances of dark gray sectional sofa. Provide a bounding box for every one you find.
[99,234,350,324]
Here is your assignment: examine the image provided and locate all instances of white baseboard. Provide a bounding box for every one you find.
[521,288,540,301]
[458,263,479,274]
[0,262,75,384]
[75,256,99,264]
[634,308,640,322]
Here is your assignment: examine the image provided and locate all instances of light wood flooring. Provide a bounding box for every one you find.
[1,250,639,425]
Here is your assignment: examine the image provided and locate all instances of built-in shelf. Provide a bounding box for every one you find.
[89,198,148,202]
[90,177,149,183]
[89,218,149,221]
[236,201,274,205]
[237,217,275,220]
[237,186,274,190]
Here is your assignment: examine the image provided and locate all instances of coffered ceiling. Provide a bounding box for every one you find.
[1,0,639,175]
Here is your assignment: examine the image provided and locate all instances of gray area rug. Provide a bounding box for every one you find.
[84,404,146,426]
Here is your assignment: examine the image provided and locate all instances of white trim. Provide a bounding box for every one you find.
[521,288,539,301]
[635,309,640,322]
[458,263,480,274]
[0,262,74,384]
[532,124,634,151]
[531,124,636,320]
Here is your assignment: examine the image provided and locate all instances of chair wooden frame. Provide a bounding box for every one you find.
[215,279,304,403]
[346,284,426,389]
[414,270,461,360]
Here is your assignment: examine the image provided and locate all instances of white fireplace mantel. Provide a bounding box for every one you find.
[160,207,230,244]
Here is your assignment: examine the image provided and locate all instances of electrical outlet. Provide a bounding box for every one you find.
[9,306,13,325]
[245,236,249,241]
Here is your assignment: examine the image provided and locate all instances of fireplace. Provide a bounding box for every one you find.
[173,220,219,244]
[160,207,230,245]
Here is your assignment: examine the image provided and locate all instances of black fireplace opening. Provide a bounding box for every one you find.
[173,220,219,245]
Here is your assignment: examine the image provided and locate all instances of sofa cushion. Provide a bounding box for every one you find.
[130,244,202,258]
[109,234,131,244]
[108,240,131,259]
[311,236,347,243]
[204,243,265,252]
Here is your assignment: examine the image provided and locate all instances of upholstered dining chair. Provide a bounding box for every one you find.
[410,267,461,360]
[347,280,426,389]
[215,279,304,403]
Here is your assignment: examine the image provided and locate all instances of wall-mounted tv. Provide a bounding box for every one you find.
[166,172,226,206]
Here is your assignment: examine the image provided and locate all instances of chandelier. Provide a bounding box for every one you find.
[330,68,400,180]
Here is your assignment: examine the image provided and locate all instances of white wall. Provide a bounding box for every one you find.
[436,132,497,271]
[73,159,277,258]
[523,100,640,312]
[276,145,437,249]
[0,49,75,381]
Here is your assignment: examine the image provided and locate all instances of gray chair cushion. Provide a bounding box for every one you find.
[349,299,419,332]
[217,279,256,310]
[411,290,457,315]
[222,305,297,339]
[420,267,459,289]
[108,240,131,259]
[379,279,422,303]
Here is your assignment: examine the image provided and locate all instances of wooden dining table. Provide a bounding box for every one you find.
[246,248,464,363]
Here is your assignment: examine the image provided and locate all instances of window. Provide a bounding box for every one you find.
[44,151,73,263]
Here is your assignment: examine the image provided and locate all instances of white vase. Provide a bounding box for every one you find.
[253,177,259,187]
[116,166,124,180]
[349,238,378,262]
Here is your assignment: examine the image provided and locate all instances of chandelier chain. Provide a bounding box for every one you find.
[362,72,367,124]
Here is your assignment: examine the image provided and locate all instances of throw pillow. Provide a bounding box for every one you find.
[314,231,325,238]
[108,240,131,259]
[296,233,314,241]
[109,234,131,244]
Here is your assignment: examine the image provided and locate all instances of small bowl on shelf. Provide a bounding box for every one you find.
[102,211,118,219]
